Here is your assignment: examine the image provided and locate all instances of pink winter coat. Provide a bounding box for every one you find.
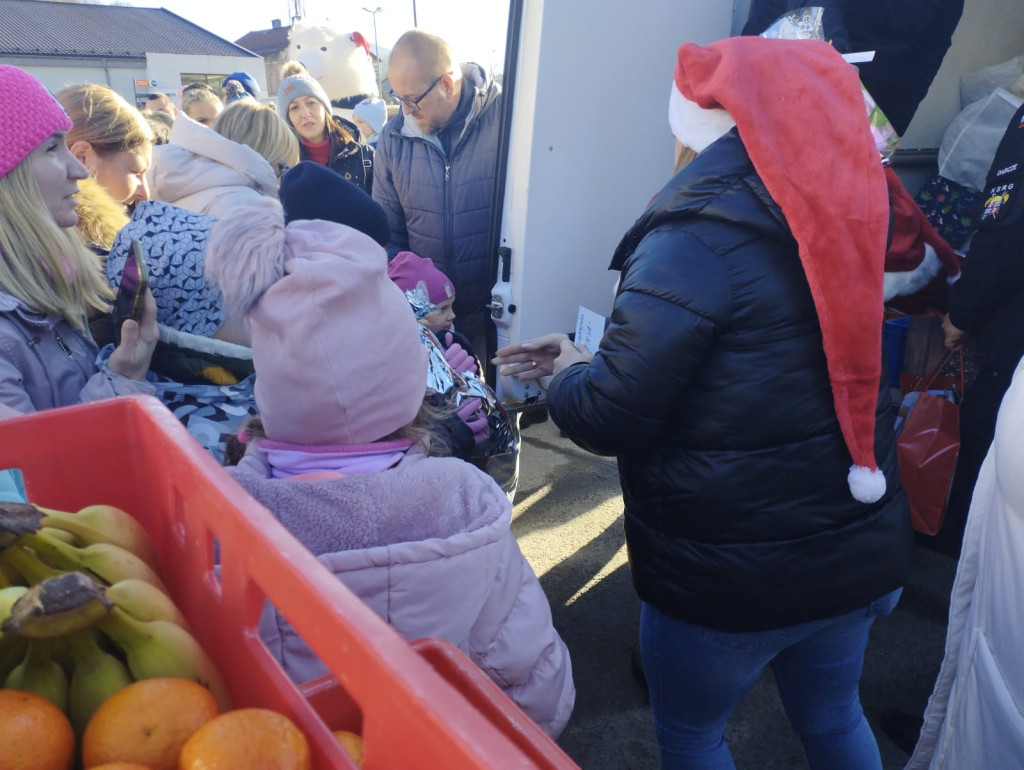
[228,446,575,738]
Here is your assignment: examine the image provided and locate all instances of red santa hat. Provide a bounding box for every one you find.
[671,37,890,503]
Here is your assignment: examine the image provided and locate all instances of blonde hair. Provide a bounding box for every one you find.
[181,83,221,115]
[213,101,300,170]
[0,157,113,330]
[55,84,154,156]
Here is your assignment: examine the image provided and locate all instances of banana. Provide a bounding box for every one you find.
[105,578,190,630]
[39,526,79,546]
[0,543,63,584]
[0,551,25,588]
[0,632,28,683]
[4,638,69,711]
[63,628,132,736]
[17,531,169,594]
[0,501,42,549]
[0,585,29,619]
[0,586,29,681]
[36,504,161,573]
[97,607,232,712]
[2,572,113,639]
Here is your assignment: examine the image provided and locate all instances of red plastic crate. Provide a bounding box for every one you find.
[0,395,578,769]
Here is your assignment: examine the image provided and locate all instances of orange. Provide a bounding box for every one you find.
[86,764,154,769]
[81,678,219,770]
[179,708,311,770]
[333,730,364,767]
[0,688,75,770]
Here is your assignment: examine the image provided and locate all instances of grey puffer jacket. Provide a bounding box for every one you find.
[0,291,153,412]
[372,63,501,339]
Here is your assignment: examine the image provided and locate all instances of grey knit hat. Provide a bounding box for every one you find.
[277,74,332,119]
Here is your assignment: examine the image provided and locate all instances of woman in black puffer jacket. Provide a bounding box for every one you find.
[495,39,913,769]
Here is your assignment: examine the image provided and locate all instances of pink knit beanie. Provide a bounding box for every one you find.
[0,66,72,178]
[205,197,428,446]
[387,251,455,306]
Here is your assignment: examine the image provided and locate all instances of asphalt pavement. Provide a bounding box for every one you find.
[512,417,958,770]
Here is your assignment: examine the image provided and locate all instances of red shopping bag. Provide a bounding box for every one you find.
[895,349,963,535]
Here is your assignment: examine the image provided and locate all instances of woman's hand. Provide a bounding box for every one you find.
[942,313,966,350]
[492,333,593,380]
[107,289,158,381]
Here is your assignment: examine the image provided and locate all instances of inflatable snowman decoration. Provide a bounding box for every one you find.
[287,20,379,120]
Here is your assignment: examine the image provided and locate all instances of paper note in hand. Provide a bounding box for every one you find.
[575,306,608,354]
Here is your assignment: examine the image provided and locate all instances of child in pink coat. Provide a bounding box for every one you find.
[205,164,574,738]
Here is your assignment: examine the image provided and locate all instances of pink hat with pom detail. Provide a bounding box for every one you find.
[0,66,72,178]
[205,196,428,446]
[387,251,455,306]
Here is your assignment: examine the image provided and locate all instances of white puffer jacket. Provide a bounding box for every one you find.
[908,358,1024,768]
[147,113,278,218]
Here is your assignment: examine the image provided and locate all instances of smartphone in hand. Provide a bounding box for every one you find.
[112,239,149,345]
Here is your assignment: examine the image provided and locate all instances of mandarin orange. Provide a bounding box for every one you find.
[0,688,75,770]
[333,729,364,767]
[179,708,311,770]
[81,678,219,770]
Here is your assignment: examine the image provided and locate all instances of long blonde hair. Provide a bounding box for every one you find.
[55,84,154,156]
[0,157,112,330]
[214,101,300,171]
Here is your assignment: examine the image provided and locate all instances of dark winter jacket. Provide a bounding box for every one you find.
[372,64,502,339]
[947,102,1024,374]
[547,129,913,633]
[742,0,964,135]
[299,115,374,195]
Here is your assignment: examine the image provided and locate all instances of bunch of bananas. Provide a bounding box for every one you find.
[0,501,231,735]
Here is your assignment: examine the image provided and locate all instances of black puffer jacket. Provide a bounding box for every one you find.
[298,115,374,195]
[547,129,913,633]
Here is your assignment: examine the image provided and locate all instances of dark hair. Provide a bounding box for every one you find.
[141,110,173,145]
[326,115,356,150]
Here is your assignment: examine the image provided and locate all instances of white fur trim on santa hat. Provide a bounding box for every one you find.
[848,465,886,504]
[883,243,943,302]
[668,82,736,154]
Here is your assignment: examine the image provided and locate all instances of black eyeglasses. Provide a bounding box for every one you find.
[389,72,450,113]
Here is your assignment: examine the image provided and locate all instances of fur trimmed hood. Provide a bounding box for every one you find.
[73,177,128,252]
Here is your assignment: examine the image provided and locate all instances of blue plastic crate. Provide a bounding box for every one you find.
[884,316,910,387]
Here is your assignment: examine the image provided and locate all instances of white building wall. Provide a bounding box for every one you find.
[146,52,268,102]
[0,51,267,107]
[0,56,143,103]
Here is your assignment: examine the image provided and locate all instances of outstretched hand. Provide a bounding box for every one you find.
[492,332,592,380]
[107,289,158,381]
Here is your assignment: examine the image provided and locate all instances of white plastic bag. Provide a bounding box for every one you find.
[938,87,1023,192]
[960,55,1024,108]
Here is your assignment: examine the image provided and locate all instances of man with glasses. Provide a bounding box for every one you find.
[373,29,502,357]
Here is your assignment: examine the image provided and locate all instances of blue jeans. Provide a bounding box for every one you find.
[640,589,901,770]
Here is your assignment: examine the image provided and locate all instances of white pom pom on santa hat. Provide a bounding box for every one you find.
[848,465,886,504]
